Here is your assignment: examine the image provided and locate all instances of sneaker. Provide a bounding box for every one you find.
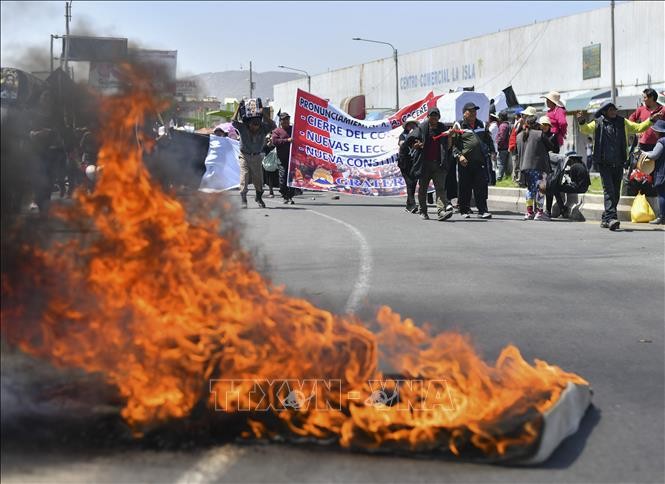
[405,204,417,214]
[479,212,493,219]
[437,209,453,221]
[283,198,290,204]
[445,203,454,212]
[608,219,620,231]
[524,211,535,220]
[420,212,430,220]
[290,199,295,205]
[462,212,471,219]
[649,217,663,225]
[534,211,550,221]
[241,194,248,209]
[411,205,419,214]
[600,221,609,228]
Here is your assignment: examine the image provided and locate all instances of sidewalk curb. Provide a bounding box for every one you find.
[488,187,661,222]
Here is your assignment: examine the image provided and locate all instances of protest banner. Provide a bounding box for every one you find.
[199,135,241,192]
[288,90,442,196]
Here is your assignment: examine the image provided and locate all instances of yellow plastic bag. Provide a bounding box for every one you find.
[630,193,656,223]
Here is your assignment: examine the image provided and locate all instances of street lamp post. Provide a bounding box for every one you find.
[352,37,399,112]
[278,65,311,92]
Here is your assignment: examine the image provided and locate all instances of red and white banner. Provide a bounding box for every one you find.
[288,90,441,196]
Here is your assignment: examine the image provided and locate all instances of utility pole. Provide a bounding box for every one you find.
[63,1,72,73]
[249,61,254,98]
[610,0,616,105]
[50,34,56,73]
[393,47,399,112]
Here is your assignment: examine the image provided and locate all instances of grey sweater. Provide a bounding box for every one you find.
[516,129,552,173]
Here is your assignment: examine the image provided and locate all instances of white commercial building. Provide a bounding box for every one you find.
[274,1,664,152]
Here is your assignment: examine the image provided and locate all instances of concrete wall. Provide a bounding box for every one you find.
[274,1,664,114]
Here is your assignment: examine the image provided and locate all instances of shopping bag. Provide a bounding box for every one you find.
[262,149,280,172]
[630,193,656,223]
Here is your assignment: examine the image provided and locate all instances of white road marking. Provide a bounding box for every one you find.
[176,446,245,484]
[306,208,372,314]
[262,199,373,314]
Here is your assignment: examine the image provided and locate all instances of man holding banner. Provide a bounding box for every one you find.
[414,107,454,221]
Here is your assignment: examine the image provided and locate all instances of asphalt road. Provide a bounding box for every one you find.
[2,191,664,483]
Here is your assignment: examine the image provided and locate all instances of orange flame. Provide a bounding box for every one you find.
[1,68,586,460]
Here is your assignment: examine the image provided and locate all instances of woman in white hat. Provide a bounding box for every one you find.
[541,91,568,149]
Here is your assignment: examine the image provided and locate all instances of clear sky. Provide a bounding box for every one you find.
[1,0,614,77]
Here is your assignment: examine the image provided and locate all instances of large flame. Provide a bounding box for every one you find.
[1,69,586,461]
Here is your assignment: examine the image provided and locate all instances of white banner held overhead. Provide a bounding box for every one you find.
[199,135,241,192]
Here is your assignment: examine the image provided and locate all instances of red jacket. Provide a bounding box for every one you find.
[509,123,519,153]
[628,104,663,146]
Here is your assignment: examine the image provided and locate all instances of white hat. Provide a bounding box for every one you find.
[541,91,565,108]
[538,116,552,126]
[523,106,538,116]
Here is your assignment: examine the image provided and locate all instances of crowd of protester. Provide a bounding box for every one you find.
[395,88,664,228]
[14,85,665,228]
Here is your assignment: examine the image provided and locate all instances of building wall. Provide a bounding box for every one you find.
[273,1,664,114]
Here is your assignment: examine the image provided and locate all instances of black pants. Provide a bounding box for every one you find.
[399,167,417,209]
[458,161,488,214]
[278,161,295,200]
[598,164,623,222]
[546,191,566,214]
[446,159,458,200]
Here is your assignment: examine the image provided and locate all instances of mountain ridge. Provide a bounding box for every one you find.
[186,70,302,101]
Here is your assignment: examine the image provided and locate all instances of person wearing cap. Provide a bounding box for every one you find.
[628,88,664,152]
[397,117,420,213]
[412,107,453,221]
[541,91,568,148]
[639,119,665,224]
[232,103,275,209]
[450,102,495,219]
[577,102,661,230]
[271,112,296,204]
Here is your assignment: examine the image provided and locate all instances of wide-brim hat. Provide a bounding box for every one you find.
[538,116,552,126]
[523,106,538,116]
[650,119,665,133]
[636,152,655,174]
[541,90,565,107]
